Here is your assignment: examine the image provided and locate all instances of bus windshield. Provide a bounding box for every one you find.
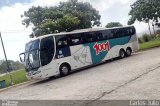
[24,39,40,71]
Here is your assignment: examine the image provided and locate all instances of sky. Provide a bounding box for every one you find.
[0,0,152,61]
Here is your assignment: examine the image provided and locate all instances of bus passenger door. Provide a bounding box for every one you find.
[40,36,58,77]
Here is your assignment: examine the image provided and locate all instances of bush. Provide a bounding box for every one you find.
[156,34,160,39]
[138,38,142,43]
[150,34,158,40]
[139,32,160,43]
[141,34,151,42]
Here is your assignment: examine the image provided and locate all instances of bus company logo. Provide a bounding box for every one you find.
[93,41,110,55]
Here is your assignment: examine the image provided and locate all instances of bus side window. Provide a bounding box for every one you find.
[96,31,104,41]
[127,28,131,36]
[69,33,82,46]
[93,32,99,42]
[83,32,94,43]
[130,27,136,35]
[108,30,114,39]
[71,38,80,45]
[113,29,119,38]
[101,30,109,40]
[56,35,68,49]
[118,28,128,37]
[126,28,131,36]
[115,28,121,38]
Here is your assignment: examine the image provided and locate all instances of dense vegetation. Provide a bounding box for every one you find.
[128,0,160,35]
[0,60,24,74]
[128,0,160,25]
[138,32,160,44]
[22,0,101,37]
[105,22,123,28]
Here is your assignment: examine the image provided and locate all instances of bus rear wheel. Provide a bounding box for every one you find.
[59,64,70,77]
[119,49,126,58]
[126,48,132,56]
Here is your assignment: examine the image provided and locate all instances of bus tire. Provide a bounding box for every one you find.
[59,63,70,77]
[119,49,126,58]
[126,47,132,57]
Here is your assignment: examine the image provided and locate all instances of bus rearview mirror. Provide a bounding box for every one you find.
[19,53,25,62]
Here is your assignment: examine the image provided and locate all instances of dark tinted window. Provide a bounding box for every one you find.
[41,36,54,50]
[53,27,136,47]
[25,39,39,52]
[130,27,136,35]
[69,33,83,46]
[69,31,104,45]
[56,35,69,48]
[40,36,54,66]
[83,32,97,43]
[118,28,127,37]
[117,27,136,37]
[100,30,109,40]
[107,30,114,39]
[113,29,119,38]
[116,28,132,37]
[95,31,104,41]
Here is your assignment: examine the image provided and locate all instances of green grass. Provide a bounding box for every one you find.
[140,39,160,50]
[0,69,28,87]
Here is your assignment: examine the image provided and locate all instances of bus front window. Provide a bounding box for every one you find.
[23,39,40,71]
[28,49,40,69]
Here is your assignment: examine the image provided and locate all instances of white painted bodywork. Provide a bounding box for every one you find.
[26,29,139,80]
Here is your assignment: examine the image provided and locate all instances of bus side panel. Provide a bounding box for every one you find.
[104,34,138,60]
[54,34,138,72]
[39,59,59,78]
[55,47,72,70]
[70,45,92,70]
[56,56,72,71]
[83,41,110,64]
[129,34,139,52]
[83,36,132,64]
[105,36,134,60]
[105,36,133,59]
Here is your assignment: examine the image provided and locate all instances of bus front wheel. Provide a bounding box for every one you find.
[59,64,70,77]
[119,49,126,58]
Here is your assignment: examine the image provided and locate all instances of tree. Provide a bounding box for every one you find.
[105,22,123,28]
[128,0,160,34]
[0,60,24,74]
[22,0,101,37]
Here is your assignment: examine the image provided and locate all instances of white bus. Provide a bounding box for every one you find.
[20,26,138,80]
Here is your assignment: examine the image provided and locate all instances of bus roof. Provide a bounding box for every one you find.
[30,25,135,41]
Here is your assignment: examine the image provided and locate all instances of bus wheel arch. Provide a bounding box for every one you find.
[59,62,71,77]
[119,48,126,58]
[126,47,132,56]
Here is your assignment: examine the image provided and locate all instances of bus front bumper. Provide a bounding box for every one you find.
[26,71,45,80]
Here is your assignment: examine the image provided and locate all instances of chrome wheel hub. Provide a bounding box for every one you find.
[62,66,68,75]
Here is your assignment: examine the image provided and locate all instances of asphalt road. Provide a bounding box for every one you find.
[0,47,160,100]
